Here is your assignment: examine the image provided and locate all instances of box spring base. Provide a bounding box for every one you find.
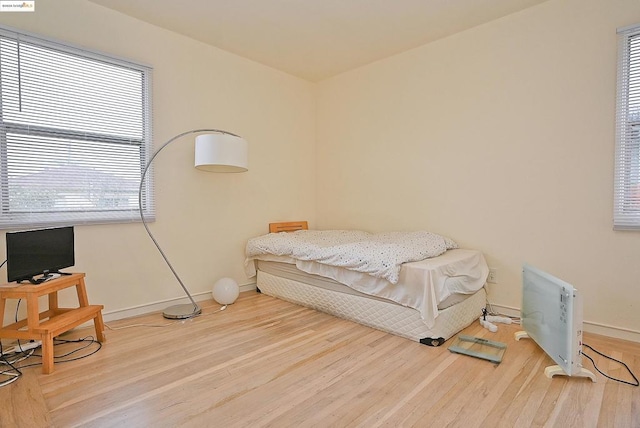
[256,270,487,346]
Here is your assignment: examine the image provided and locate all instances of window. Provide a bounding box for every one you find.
[615,24,640,230]
[0,26,152,229]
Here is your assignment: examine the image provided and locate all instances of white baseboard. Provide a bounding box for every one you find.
[240,282,257,292]
[102,282,257,322]
[489,303,640,344]
[104,289,640,343]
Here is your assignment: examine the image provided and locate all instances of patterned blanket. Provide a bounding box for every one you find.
[245,230,457,284]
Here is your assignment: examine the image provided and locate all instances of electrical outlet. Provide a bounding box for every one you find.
[488,268,497,284]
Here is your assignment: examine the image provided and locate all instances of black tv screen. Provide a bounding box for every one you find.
[6,226,75,283]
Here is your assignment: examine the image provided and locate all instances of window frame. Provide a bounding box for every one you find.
[0,25,153,230]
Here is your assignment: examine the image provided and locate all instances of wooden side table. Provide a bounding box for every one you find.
[0,273,105,374]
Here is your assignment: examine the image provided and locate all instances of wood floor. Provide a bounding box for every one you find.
[1,291,639,427]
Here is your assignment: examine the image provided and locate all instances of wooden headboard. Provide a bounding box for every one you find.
[269,221,308,233]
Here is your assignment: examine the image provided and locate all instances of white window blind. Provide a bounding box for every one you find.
[615,24,640,230]
[0,26,153,229]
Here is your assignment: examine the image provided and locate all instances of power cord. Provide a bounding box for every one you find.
[0,345,36,387]
[484,300,521,324]
[0,298,104,386]
[581,343,639,387]
[483,299,637,386]
[14,336,102,370]
[10,299,38,355]
[0,300,22,388]
[0,356,21,387]
[53,337,101,359]
[1,299,227,387]
[105,304,227,330]
[105,320,181,330]
[0,336,26,387]
[1,348,35,365]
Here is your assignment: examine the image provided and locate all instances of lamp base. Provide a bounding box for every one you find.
[163,304,202,319]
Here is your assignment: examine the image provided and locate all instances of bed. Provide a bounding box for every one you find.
[245,221,488,346]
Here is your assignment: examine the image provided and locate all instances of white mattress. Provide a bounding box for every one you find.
[256,270,487,345]
[257,260,470,309]
[249,248,488,328]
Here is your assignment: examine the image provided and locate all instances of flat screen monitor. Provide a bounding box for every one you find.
[6,226,75,283]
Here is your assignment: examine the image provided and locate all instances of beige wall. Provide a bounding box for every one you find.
[316,0,640,340]
[0,0,317,320]
[1,0,638,342]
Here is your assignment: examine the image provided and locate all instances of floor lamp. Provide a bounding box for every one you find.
[138,129,248,319]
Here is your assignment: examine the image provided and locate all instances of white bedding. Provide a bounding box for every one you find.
[245,229,457,284]
[246,247,488,328]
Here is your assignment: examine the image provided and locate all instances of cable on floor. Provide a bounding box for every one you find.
[581,343,639,387]
[0,302,228,387]
[15,336,102,370]
[104,304,227,330]
[0,356,21,387]
[484,300,521,324]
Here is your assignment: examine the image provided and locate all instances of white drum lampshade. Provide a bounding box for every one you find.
[212,277,240,305]
[195,134,248,172]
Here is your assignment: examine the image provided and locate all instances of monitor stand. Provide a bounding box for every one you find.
[28,275,54,285]
[26,271,73,285]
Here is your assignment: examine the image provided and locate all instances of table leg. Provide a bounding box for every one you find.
[26,293,40,329]
[41,332,54,374]
[0,295,6,330]
[75,278,89,307]
[48,291,59,313]
[94,312,106,342]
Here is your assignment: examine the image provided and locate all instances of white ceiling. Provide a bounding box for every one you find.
[88,0,548,82]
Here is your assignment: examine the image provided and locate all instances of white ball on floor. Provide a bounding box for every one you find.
[212,277,239,305]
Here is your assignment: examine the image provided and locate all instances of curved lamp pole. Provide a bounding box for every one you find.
[138,128,248,319]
